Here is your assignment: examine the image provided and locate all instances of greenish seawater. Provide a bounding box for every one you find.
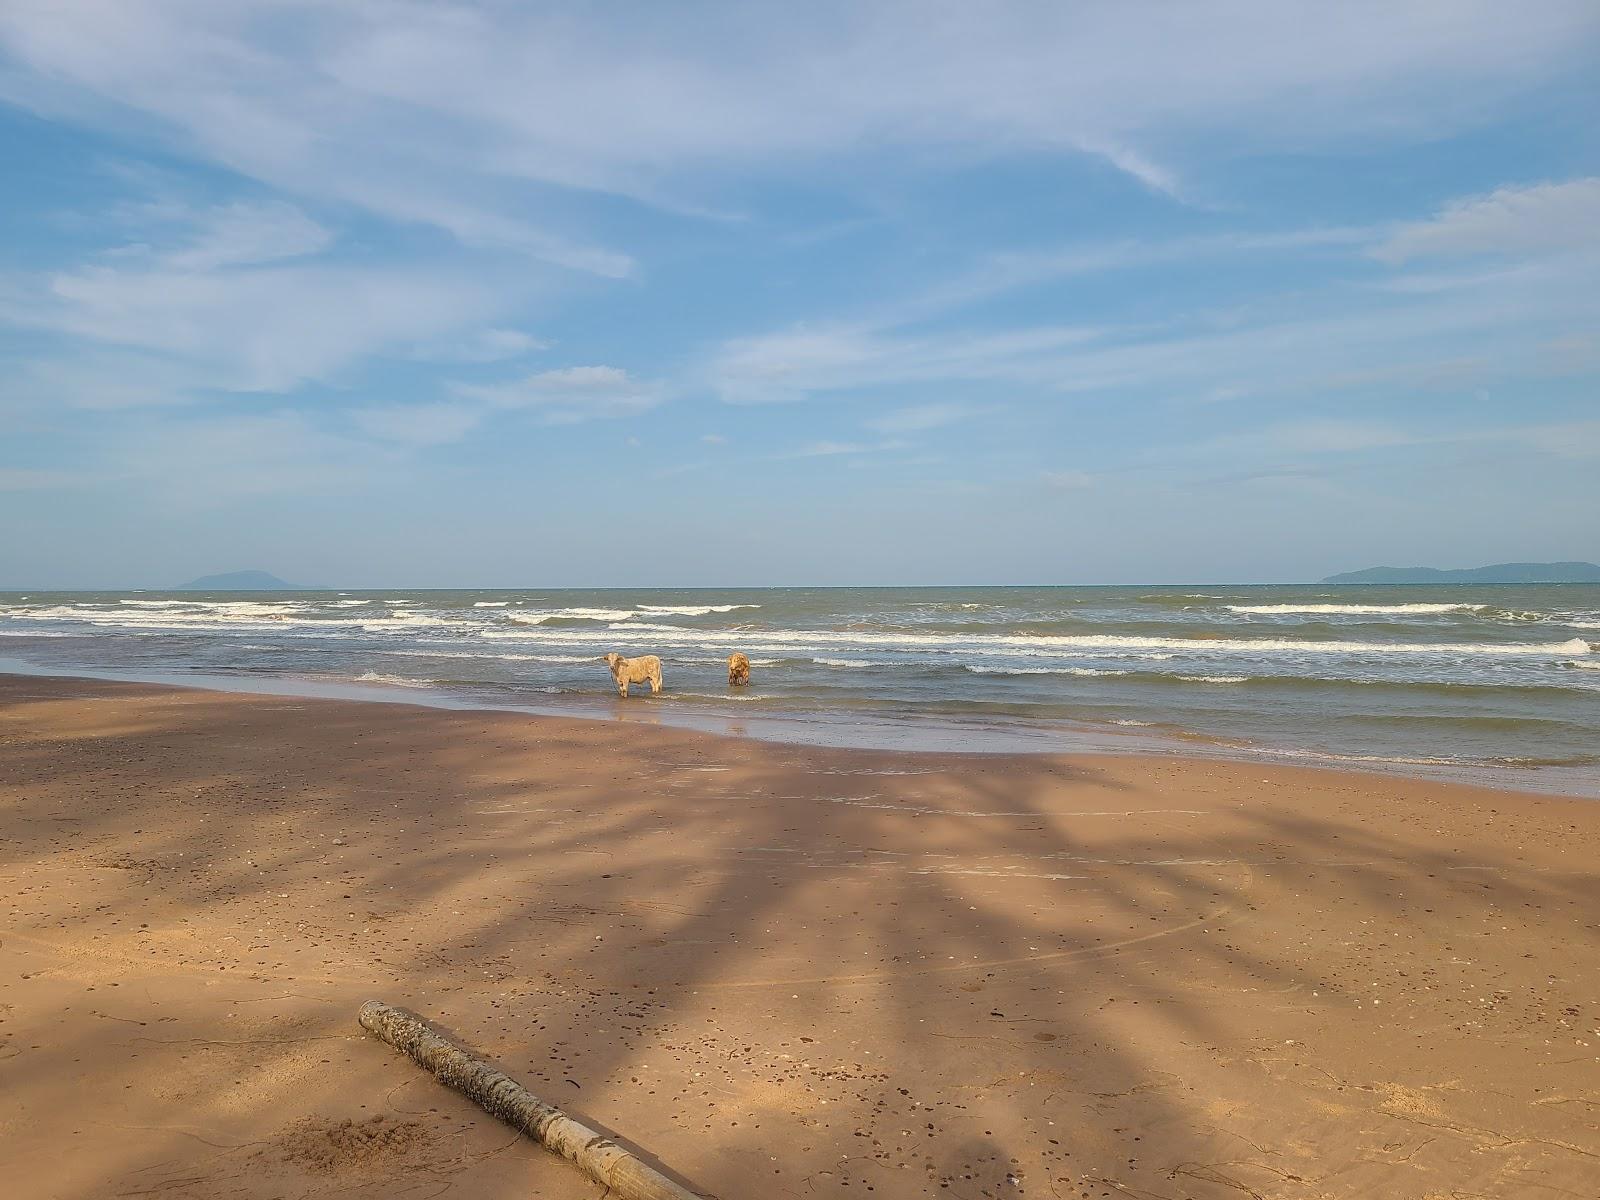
[3,584,1597,793]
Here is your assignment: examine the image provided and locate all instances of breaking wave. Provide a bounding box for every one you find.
[637,603,761,616]
[3,584,1597,792]
[1226,602,1484,615]
[352,671,435,688]
[484,626,1592,658]
[509,608,639,624]
[964,665,1128,677]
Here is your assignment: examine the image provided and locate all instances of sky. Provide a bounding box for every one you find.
[2,1,1598,588]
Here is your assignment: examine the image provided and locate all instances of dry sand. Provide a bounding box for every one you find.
[1,673,1596,1199]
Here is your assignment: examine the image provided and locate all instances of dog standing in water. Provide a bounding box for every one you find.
[727,652,751,687]
[604,652,663,698]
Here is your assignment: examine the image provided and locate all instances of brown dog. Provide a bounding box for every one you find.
[727,652,751,687]
[604,652,663,698]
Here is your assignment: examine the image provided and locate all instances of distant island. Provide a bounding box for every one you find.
[177,570,308,591]
[1323,561,1600,585]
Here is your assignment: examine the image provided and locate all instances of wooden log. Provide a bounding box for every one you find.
[357,1000,714,1200]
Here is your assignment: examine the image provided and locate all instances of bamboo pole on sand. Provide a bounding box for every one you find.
[358,1000,715,1200]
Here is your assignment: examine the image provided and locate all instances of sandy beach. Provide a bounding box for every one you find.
[1,672,1597,1199]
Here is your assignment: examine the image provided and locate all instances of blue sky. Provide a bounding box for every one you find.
[2,1,1598,587]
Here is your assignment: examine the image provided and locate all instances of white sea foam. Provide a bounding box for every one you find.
[0,599,484,636]
[8,599,1590,659]
[607,621,709,632]
[673,691,776,702]
[1252,747,1467,767]
[6,603,334,629]
[965,665,1127,677]
[636,603,760,616]
[383,649,599,664]
[511,608,639,624]
[675,655,783,666]
[119,599,306,616]
[361,614,460,629]
[1226,603,1484,615]
[480,626,1592,658]
[498,653,602,664]
[7,585,1596,782]
[352,671,434,688]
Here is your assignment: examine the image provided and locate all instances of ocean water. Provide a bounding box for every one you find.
[2,585,1598,793]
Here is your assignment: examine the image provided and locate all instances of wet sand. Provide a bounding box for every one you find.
[1,673,1596,1198]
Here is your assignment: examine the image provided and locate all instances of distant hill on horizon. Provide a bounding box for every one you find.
[176,570,309,591]
[1323,561,1600,585]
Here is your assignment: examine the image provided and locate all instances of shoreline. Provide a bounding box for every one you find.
[3,655,1597,799]
[2,672,1598,1198]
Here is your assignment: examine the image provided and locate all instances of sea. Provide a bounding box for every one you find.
[2,584,1598,795]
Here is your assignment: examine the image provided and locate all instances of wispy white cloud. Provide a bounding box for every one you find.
[709,323,1103,403]
[103,410,403,501]
[3,260,508,393]
[1040,470,1094,490]
[4,3,1596,436]
[1197,419,1422,458]
[353,364,666,444]
[0,467,85,490]
[0,0,1596,580]
[350,402,484,447]
[407,328,547,365]
[6,354,207,412]
[706,205,1600,411]
[0,192,527,403]
[1371,178,1600,263]
[453,365,663,424]
[770,439,920,461]
[1494,417,1600,460]
[1161,416,1600,473]
[781,440,871,459]
[155,200,332,271]
[2,0,1593,248]
[864,402,981,434]
[891,227,1374,325]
